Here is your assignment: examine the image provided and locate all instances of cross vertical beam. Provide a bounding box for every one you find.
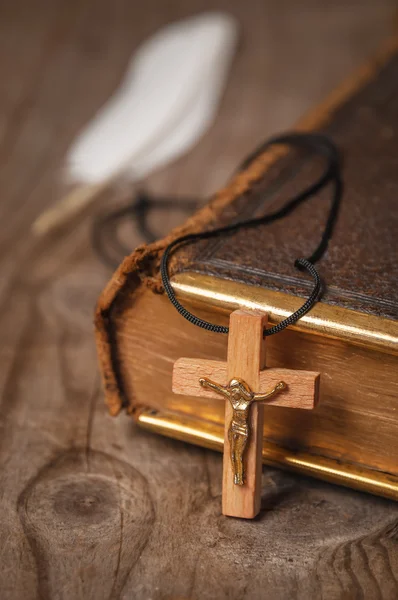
[224,310,267,518]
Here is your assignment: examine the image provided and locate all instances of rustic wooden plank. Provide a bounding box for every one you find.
[173,357,319,409]
[0,0,397,598]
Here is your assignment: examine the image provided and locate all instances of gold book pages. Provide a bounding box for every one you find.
[110,281,398,500]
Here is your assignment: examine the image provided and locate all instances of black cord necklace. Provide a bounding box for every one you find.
[160,132,343,336]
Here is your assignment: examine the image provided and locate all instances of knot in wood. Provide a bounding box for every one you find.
[53,478,117,525]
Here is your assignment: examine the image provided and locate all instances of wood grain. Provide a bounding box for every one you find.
[1,0,397,598]
[173,358,319,409]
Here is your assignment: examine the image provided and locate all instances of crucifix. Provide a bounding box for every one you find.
[172,309,319,519]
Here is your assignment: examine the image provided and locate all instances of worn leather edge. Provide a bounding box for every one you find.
[94,36,398,416]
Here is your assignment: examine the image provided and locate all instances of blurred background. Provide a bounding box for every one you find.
[1,0,397,268]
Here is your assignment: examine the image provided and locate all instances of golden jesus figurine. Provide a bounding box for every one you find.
[199,377,287,486]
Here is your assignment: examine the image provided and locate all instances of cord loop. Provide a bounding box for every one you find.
[160,132,342,336]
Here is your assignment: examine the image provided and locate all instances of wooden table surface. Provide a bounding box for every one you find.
[1,1,397,598]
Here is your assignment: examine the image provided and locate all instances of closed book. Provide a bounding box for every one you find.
[95,40,398,501]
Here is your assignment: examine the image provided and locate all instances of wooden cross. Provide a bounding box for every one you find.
[172,309,319,519]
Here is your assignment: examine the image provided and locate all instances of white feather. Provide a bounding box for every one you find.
[32,12,238,235]
[67,12,239,183]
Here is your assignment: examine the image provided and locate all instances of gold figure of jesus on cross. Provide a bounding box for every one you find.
[199,377,287,486]
[172,309,319,519]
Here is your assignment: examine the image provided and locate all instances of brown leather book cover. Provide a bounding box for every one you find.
[95,39,398,500]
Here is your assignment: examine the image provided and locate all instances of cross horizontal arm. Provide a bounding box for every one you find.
[173,357,319,409]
